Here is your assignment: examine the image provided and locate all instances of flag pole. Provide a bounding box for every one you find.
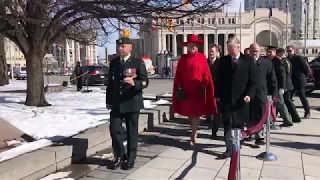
[254,0,256,43]
[215,13,218,44]
[285,0,289,47]
[304,0,308,57]
[269,2,272,46]
[240,2,242,50]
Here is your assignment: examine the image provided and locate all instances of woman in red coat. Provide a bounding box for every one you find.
[172,34,217,146]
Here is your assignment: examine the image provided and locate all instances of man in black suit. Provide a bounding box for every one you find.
[206,44,221,139]
[268,46,293,126]
[248,43,277,145]
[106,37,149,170]
[215,37,256,157]
[277,48,301,124]
[286,46,311,118]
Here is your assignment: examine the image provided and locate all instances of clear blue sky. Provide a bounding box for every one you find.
[97,0,244,58]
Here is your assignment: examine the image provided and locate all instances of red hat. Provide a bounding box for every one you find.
[180,34,204,46]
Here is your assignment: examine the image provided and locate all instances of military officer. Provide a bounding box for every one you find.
[106,37,148,170]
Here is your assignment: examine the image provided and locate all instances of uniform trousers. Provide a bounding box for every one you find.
[109,108,140,161]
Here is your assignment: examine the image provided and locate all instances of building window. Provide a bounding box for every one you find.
[232,18,235,24]
[222,18,225,24]
[218,18,221,24]
[201,18,204,24]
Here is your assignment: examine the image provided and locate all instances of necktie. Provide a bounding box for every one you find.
[120,58,125,65]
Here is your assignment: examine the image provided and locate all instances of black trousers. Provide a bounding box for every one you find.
[109,109,139,161]
[295,87,310,114]
[76,78,82,90]
[206,114,221,136]
[249,98,266,139]
[222,113,244,152]
[284,90,301,122]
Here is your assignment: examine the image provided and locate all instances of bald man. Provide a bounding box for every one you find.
[248,43,278,145]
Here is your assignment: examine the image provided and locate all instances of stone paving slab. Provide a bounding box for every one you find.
[41,116,320,180]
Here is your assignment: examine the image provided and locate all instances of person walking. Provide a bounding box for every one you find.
[206,44,221,139]
[277,48,302,124]
[215,37,256,157]
[74,61,83,91]
[106,37,148,170]
[286,46,311,118]
[248,43,277,145]
[269,46,293,126]
[172,34,217,146]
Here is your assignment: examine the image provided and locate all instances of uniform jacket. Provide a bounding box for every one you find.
[288,54,310,89]
[215,53,256,124]
[284,58,294,91]
[253,57,278,103]
[106,56,148,113]
[272,57,286,90]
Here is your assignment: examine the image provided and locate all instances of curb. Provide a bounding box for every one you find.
[0,105,171,180]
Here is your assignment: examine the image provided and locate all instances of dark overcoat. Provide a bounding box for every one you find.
[215,53,256,124]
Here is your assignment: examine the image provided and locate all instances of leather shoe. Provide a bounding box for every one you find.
[304,112,311,119]
[121,160,135,170]
[108,157,124,170]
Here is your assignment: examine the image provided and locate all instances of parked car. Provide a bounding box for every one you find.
[70,65,109,86]
[13,67,27,80]
[309,58,320,91]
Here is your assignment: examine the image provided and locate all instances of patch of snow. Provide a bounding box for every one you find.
[39,171,72,180]
[161,93,172,97]
[0,80,169,162]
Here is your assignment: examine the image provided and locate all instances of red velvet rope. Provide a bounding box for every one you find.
[241,102,271,138]
[228,145,239,180]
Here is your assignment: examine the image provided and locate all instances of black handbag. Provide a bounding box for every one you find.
[176,86,186,100]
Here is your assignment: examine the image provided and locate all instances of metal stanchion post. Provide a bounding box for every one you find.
[256,96,278,161]
[230,128,242,180]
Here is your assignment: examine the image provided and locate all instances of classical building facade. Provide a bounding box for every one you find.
[245,0,320,40]
[4,38,26,67]
[51,39,97,71]
[140,8,292,59]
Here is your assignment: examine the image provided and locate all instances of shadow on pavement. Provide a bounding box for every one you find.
[271,141,320,151]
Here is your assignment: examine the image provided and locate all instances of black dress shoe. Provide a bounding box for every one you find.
[280,123,293,127]
[304,112,311,119]
[108,157,124,170]
[121,160,135,170]
[255,139,266,146]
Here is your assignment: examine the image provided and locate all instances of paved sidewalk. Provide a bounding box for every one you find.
[46,116,320,180]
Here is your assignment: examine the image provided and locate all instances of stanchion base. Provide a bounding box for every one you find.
[82,90,93,93]
[270,124,281,130]
[256,152,278,161]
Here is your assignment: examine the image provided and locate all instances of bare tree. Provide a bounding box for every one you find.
[0,35,8,86]
[0,0,230,107]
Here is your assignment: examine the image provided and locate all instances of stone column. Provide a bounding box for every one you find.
[224,33,228,55]
[162,34,167,53]
[183,34,187,54]
[172,34,177,56]
[204,34,208,57]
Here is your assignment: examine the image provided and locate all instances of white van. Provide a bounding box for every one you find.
[13,66,27,80]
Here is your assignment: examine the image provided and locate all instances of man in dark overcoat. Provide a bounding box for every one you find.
[106,37,148,170]
[206,44,221,139]
[286,46,311,118]
[248,43,277,145]
[277,48,301,124]
[215,37,256,157]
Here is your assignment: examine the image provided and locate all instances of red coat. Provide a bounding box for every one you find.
[172,52,217,117]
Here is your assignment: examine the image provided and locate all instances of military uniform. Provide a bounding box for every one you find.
[106,37,148,170]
